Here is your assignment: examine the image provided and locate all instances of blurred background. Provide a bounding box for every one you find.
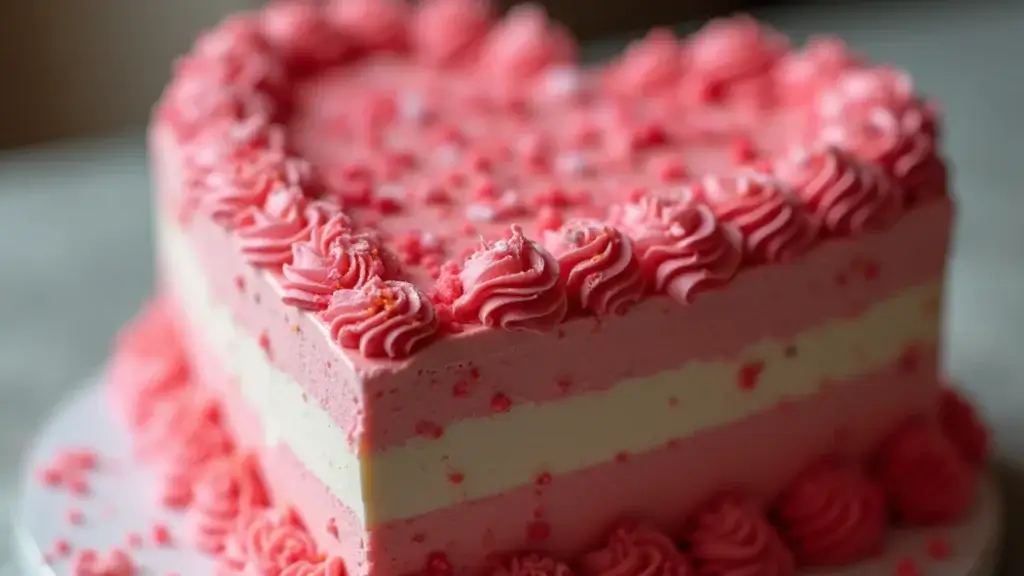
[1,0,1022,571]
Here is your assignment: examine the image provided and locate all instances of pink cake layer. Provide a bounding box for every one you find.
[157,124,951,455]
[169,288,939,576]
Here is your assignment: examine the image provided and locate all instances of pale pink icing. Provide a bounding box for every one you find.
[699,173,818,264]
[477,4,576,84]
[615,196,742,304]
[775,37,862,105]
[281,214,390,310]
[682,15,787,106]
[233,185,340,268]
[261,1,354,73]
[188,451,269,554]
[542,219,644,316]
[412,0,494,67]
[491,553,575,576]
[774,145,902,235]
[188,16,288,98]
[322,276,439,359]
[221,508,320,575]
[772,461,885,567]
[939,387,991,467]
[71,548,135,576]
[686,493,794,576]
[580,522,693,576]
[192,147,289,225]
[326,0,410,52]
[607,29,685,96]
[873,420,975,526]
[449,225,568,331]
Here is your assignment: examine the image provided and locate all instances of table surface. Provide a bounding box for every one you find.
[2,0,1023,570]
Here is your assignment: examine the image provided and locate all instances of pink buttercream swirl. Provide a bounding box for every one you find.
[194,148,291,225]
[687,493,795,576]
[684,15,787,106]
[452,225,568,331]
[873,420,976,526]
[108,297,192,431]
[543,219,645,316]
[613,195,742,305]
[939,387,991,467]
[188,451,270,554]
[220,508,319,576]
[478,4,577,82]
[700,172,818,264]
[608,28,685,96]
[281,214,392,310]
[413,0,494,67]
[328,0,411,52]
[261,1,355,73]
[775,36,862,105]
[581,521,694,576]
[233,181,341,268]
[281,557,348,576]
[772,461,886,567]
[322,276,439,359]
[491,553,575,576]
[134,390,235,509]
[774,145,903,235]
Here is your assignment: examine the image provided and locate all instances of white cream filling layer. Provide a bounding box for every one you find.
[160,220,941,527]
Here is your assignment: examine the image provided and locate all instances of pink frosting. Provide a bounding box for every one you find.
[221,508,320,576]
[816,67,919,126]
[281,214,391,310]
[193,148,289,225]
[772,461,886,567]
[108,298,192,431]
[233,182,341,268]
[580,522,693,576]
[189,451,270,554]
[322,276,439,359]
[608,29,685,95]
[491,553,575,576]
[775,36,862,105]
[162,78,277,143]
[543,219,645,316]
[281,557,348,576]
[412,0,494,67]
[327,0,411,52]
[774,145,903,235]
[71,548,135,576]
[939,387,991,467]
[873,420,976,526]
[684,15,787,106]
[614,196,742,304]
[451,225,568,331]
[134,389,235,509]
[687,493,795,576]
[188,16,288,97]
[478,4,577,83]
[700,173,818,264]
[261,1,353,73]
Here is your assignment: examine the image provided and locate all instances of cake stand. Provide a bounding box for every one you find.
[7,380,1005,575]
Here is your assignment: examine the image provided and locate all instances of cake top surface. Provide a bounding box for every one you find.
[161,0,949,363]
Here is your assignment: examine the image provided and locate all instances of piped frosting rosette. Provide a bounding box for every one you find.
[611,192,742,304]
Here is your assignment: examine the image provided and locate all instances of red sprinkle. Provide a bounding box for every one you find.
[490,393,513,414]
[152,523,172,547]
[127,532,144,549]
[68,477,91,497]
[448,472,465,485]
[233,275,246,293]
[534,472,553,486]
[257,332,271,359]
[451,380,471,398]
[737,361,765,391]
[614,451,629,463]
[53,538,72,557]
[327,518,340,539]
[424,551,453,576]
[411,532,426,544]
[66,508,85,526]
[526,520,551,542]
[667,396,679,407]
[414,420,445,440]
[927,535,951,560]
[894,558,923,576]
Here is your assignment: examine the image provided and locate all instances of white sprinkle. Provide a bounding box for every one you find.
[466,204,497,222]
[399,92,429,124]
[420,232,440,249]
[544,67,586,100]
[557,153,588,176]
[435,144,461,167]
[376,184,406,200]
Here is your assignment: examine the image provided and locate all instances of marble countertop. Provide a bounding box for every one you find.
[2,0,1023,570]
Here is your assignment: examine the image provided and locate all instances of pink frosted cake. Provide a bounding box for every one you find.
[108,1,994,575]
